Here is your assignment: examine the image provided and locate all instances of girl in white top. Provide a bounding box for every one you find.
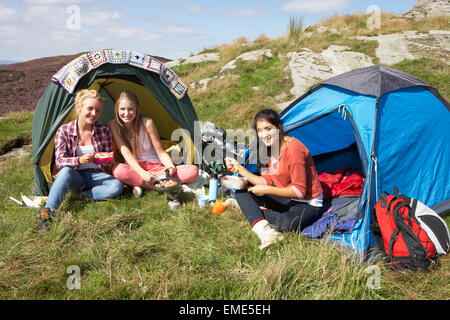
[109,91,198,193]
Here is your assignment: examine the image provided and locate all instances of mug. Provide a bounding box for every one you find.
[211,199,227,215]
[197,195,209,208]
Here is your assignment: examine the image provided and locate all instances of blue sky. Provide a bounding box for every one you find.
[0,0,417,62]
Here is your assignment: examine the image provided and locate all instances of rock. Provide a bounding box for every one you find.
[356,33,415,65]
[317,26,339,34]
[284,46,373,97]
[0,144,32,164]
[429,30,450,35]
[403,0,450,19]
[321,46,373,76]
[356,30,450,65]
[165,52,220,68]
[220,49,273,72]
[276,98,296,111]
[198,76,218,92]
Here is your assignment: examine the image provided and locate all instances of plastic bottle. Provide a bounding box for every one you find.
[208,173,218,202]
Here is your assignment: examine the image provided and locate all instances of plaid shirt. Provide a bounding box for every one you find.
[54,120,113,169]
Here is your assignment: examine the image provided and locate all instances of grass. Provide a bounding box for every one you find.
[288,16,304,40]
[0,139,449,300]
[390,58,450,101]
[0,112,33,154]
[189,55,292,130]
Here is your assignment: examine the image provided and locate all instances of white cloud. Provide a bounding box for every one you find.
[81,10,123,28]
[23,0,85,4]
[0,1,200,61]
[281,0,350,13]
[222,8,267,18]
[186,6,203,14]
[164,25,196,36]
[106,26,161,42]
[0,3,18,22]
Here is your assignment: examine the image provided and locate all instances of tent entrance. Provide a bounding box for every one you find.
[90,77,180,140]
[284,107,367,175]
[39,77,193,185]
[285,107,368,223]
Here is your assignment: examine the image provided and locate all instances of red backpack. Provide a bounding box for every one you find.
[371,188,438,271]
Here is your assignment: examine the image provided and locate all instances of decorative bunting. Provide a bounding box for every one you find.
[129,51,146,67]
[171,80,188,100]
[146,57,162,73]
[86,50,107,68]
[161,66,176,86]
[72,56,90,77]
[51,49,188,99]
[107,49,129,64]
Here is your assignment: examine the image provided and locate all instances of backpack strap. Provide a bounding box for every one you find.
[380,191,389,208]
[388,227,400,259]
[393,187,400,198]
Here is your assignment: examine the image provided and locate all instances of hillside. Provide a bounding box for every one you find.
[0,54,171,117]
[168,13,449,129]
[0,54,81,116]
[0,13,449,120]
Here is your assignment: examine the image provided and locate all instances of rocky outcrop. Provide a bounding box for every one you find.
[284,45,373,97]
[220,49,273,72]
[165,52,220,68]
[403,0,450,19]
[356,30,450,65]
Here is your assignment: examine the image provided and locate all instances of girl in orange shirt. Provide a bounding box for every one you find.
[225,109,323,249]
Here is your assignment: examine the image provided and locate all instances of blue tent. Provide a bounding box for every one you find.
[244,66,450,258]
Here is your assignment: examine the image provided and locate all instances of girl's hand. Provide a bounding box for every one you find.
[248,185,268,197]
[225,157,240,173]
[79,153,94,164]
[140,170,155,183]
[166,166,176,176]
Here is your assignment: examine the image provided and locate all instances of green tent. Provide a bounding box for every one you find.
[32,49,199,196]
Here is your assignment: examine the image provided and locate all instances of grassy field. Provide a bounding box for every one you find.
[0,151,449,300]
[0,14,449,300]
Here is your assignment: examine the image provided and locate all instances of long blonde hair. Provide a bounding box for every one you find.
[114,91,143,157]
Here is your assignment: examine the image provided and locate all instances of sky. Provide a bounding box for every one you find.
[0,0,418,62]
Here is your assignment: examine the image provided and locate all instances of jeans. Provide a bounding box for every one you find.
[235,190,322,233]
[45,167,123,211]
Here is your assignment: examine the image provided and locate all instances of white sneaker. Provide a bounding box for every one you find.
[251,219,284,250]
[133,186,143,198]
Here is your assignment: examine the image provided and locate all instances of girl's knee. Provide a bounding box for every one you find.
[175,165,199,183]
[112,163,128,180]
[57,166,76,179]
[109,179,123,197]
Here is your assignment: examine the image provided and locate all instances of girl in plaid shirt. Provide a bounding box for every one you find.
[38,89,123,232]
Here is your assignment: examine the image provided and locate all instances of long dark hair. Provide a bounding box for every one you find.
[252,109,285,168]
